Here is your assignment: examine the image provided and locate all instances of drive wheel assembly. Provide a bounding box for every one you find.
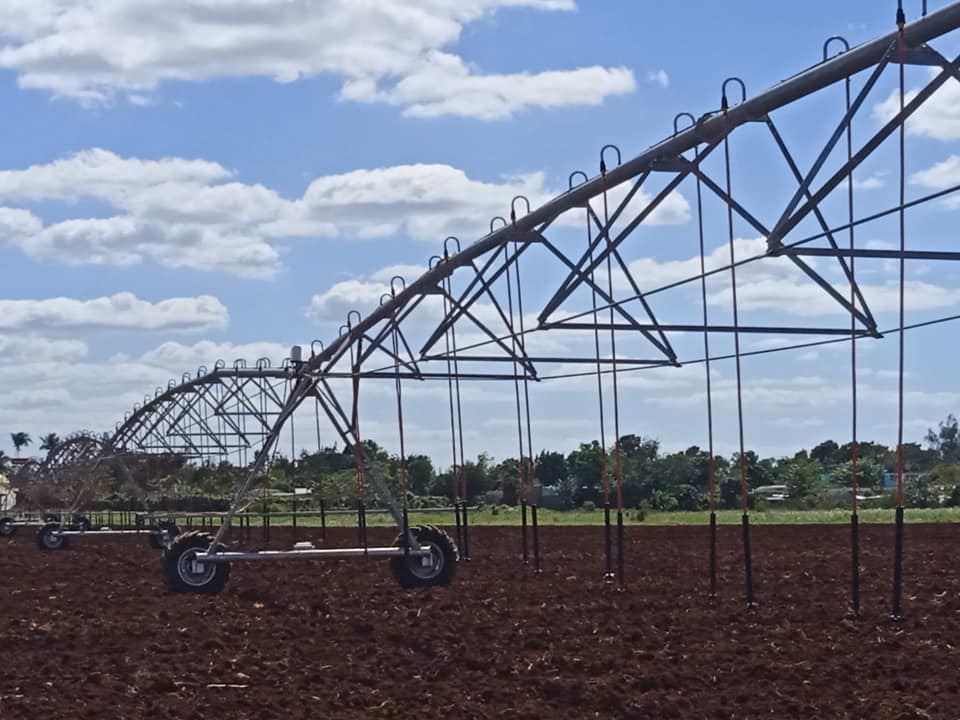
[163,531,230,594]
[36,522,68,551]
[390,524,459,589]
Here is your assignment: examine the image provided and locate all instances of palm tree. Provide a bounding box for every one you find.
[39,433,61,452]
[10,432,31,458]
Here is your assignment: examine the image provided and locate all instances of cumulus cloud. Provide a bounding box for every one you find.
[872,72,960,141]
[138,340,293,370]
[627,238,960,317]
[0,293,229,333]
[0,335,88,363]
[0,1,634,119]
[852,172,887,191]
[0,150,690,277]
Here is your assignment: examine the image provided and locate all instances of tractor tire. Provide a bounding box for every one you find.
[390,524,459,589]
[36,522,68,551]
[163,531,230,594]
[148,521,181,550]
[0,517,16,537]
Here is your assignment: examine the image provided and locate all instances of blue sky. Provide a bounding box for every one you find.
[2,0,960,467]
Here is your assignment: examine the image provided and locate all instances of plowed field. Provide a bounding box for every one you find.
[2,523,958,719]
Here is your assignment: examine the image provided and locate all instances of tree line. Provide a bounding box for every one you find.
[4,417,960,512]
[160,414,960,512]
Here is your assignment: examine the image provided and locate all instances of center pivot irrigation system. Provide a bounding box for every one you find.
[26,2,960,615]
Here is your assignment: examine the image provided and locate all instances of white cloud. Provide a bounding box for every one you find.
[0,293,228,333]
[646,69,669,88]
[0,335,88,363]
[3,150,683,277]
[349,51,635,120]
[308,279,393,324]
[0,1,635,119]
[627,237,960,317]
[852,172,886,191]
[872,73,960,141]
[911,154,960,189]
[138,340,292,370]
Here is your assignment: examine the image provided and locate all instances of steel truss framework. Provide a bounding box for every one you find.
[41,3,960,597]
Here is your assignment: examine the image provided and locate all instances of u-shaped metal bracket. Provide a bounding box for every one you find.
[256,357,271,370]
[310,339,324,358]
[823,35,850,61]
[721,77,746,113]
[144,394,152,405]
[510,195,531,224]
[197,365,208,378]
[380,293,393,307]
[600,144,621,176]
[346,310,362,330]
[339,324,350,338]
[168,379,177,389]
[490,216,507,233]
[429,254,443,270]
[181,372,192,383]
[568,170,588,190]
[390,275,406,298]
[674,112,696,135]
[155,387,163,398]
[444,236,461,258]
[214,359,226,370]
[233,359,246,370]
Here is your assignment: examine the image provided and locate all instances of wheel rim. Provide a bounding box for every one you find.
[407,541,444,581]
[42,530,63,549]
[176,548,217,587]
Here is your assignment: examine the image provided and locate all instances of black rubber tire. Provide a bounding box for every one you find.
[163,531,230,594]
[36,522,69,551]
[148,521,181,550]
[0,517,16,537]
[390,524,459,589]
[72,516,92,532]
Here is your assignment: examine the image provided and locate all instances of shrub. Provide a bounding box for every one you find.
[581,500,596,512]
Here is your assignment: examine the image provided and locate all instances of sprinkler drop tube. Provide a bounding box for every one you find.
[741,513,754,607]
[892,505,904,620]
[454,499,463,550]
[461,500,470,562]
[851,513,860,618]
[520,498,529,563]
[531,503,541,573]
[358,499,367,554]
[604,502,613,579]
[709,510,717,599]
[616,509,625,587]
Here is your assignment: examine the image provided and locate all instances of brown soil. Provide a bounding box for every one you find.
[1,522,959,719]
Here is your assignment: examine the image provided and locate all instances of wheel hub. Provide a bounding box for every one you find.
[409,542,443,580]
[178,549,217,587]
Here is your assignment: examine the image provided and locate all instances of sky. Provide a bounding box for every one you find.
[2,0,960,469]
